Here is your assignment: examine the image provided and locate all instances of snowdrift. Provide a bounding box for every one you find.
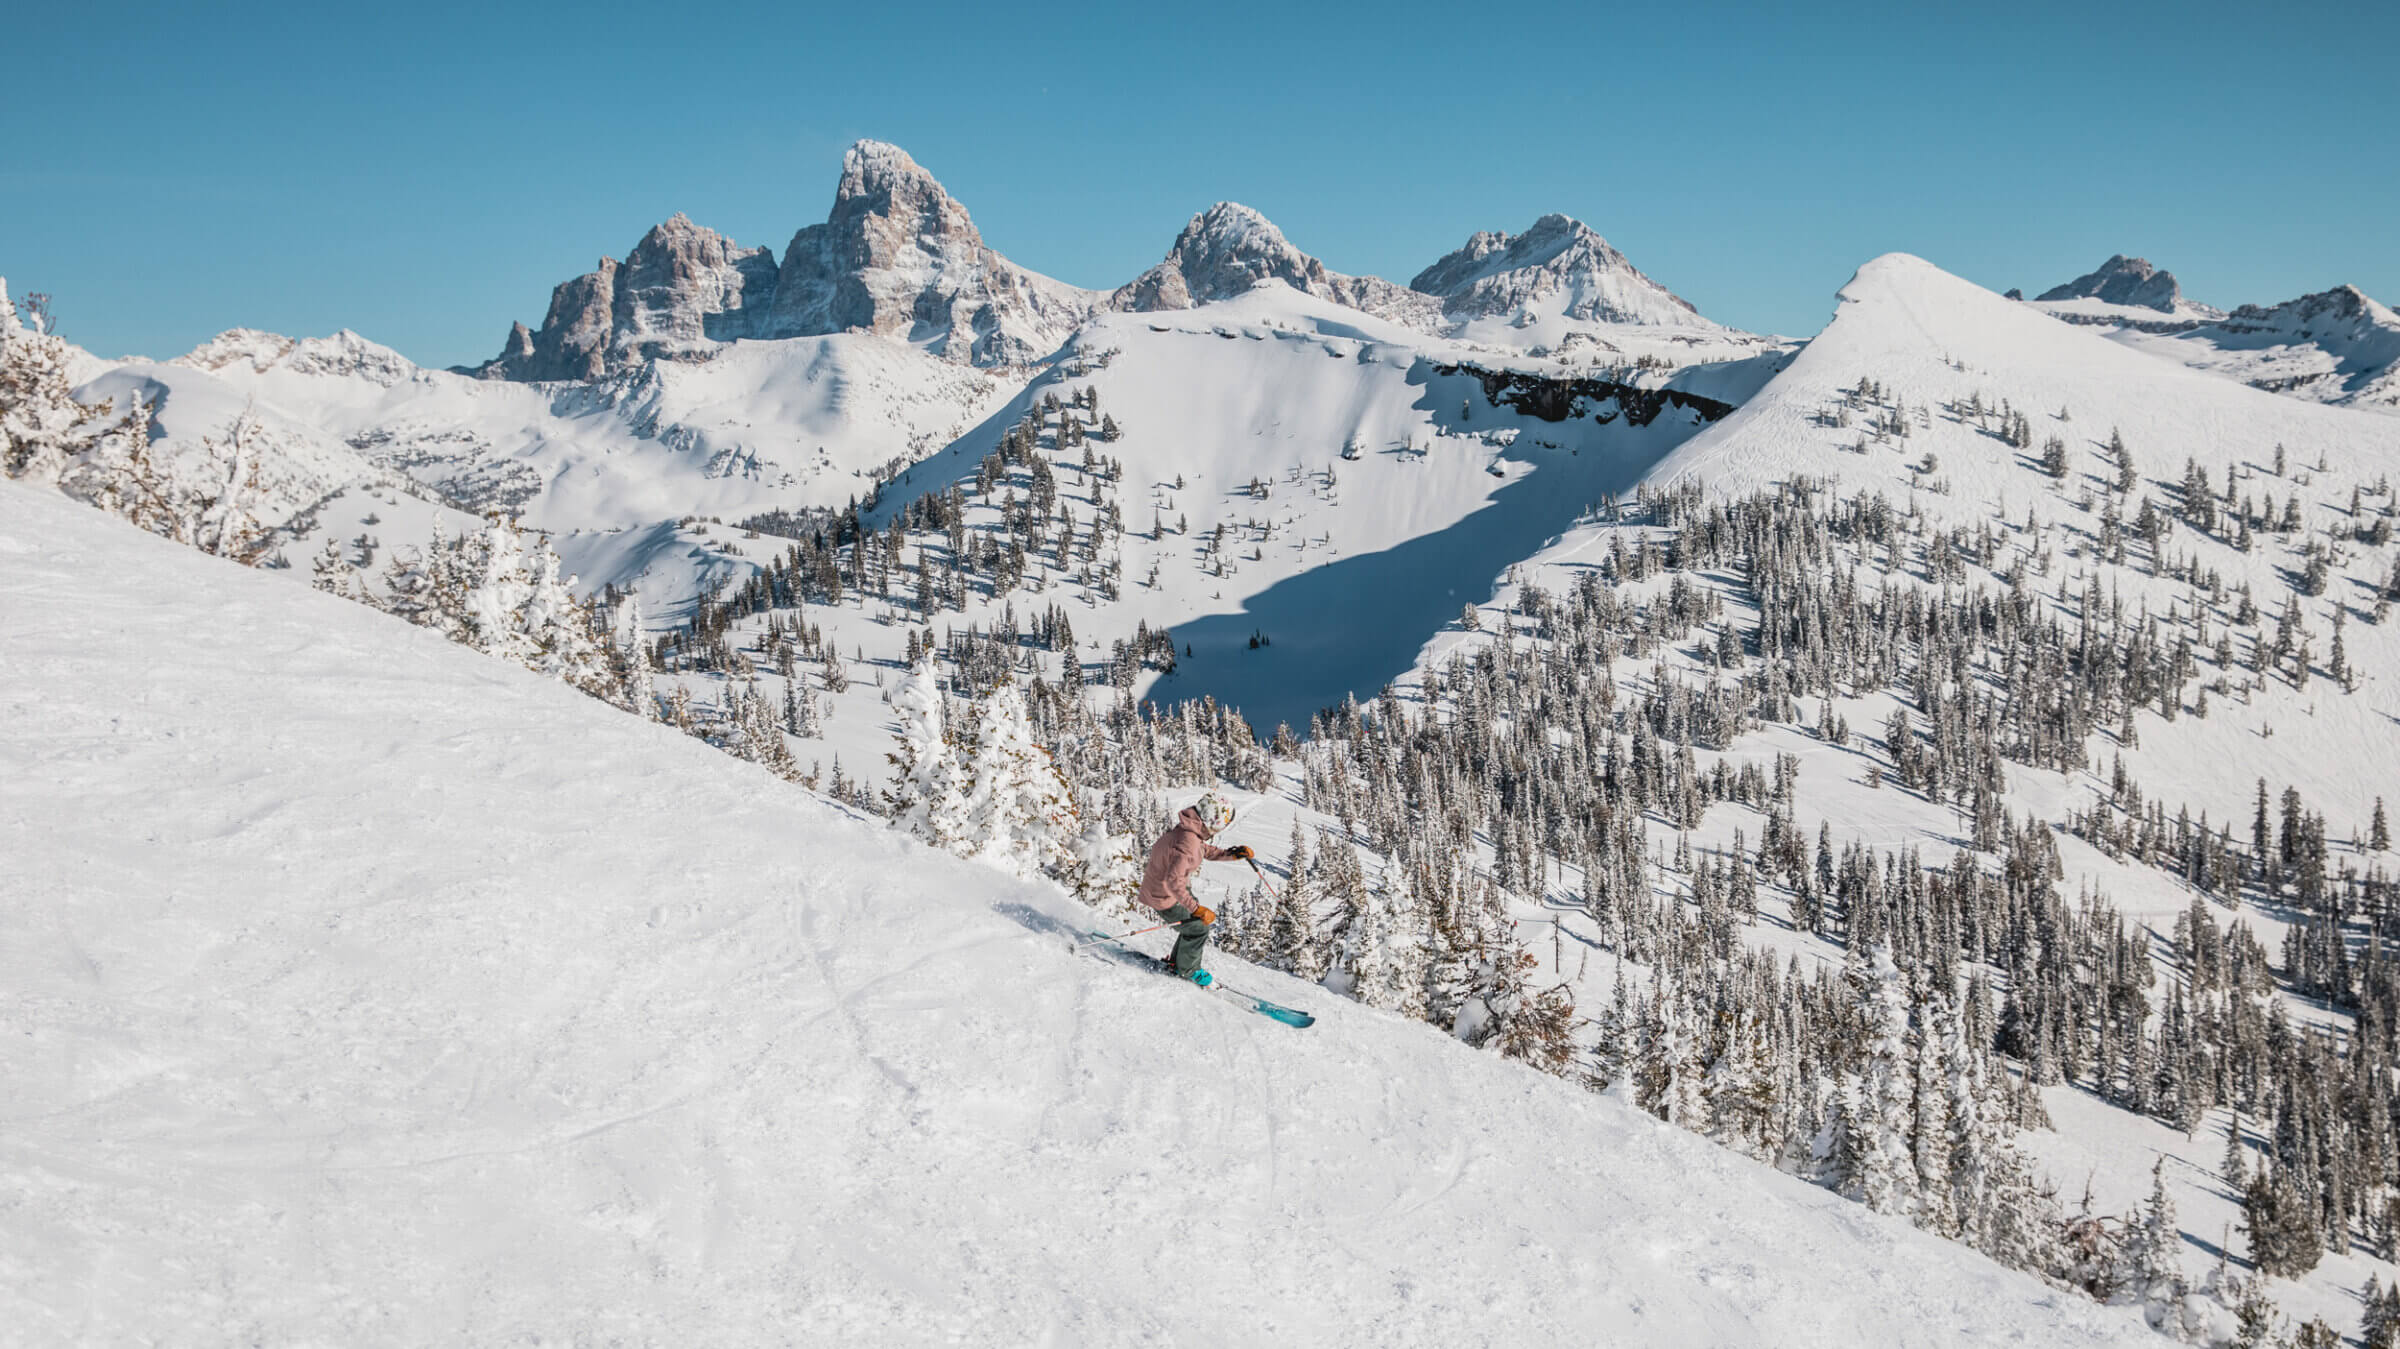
[0,481,2154,1344]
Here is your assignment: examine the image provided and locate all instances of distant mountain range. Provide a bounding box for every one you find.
[472,140,1737,380]
[2022,253,2400,411]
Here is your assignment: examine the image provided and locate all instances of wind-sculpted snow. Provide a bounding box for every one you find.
[0,480,2153,1346]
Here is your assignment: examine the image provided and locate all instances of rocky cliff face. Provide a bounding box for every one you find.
[2222,283,2390,331]
[1411,215,1708,327]
[756,140,1098,366]
[475,141,1749,381]
[476,215,776,382]
[2035,255,2198,314]
[1110,203,1440,326]
[616,215,778,352]
[2213,285,2400,408]
[479,144,1098,379]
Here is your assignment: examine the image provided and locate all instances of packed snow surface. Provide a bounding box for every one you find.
[0,480,2151,1346]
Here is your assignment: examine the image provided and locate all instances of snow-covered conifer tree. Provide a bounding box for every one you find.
[1262,820,1321,979]
[883,659,966,849]
[1841,946,1917,1216]
[616,596,660,720]
[312,535,362,600]
[461,518,537,662]
[958,681,1078,881]
[1351,863,1427,1017]
[2120,1159,2184,1329]
[1312,834,1369,981]
[0,283,147,491]
[517,536,613,696]
[1909,995,1954,1234]
[1485,944,1576,1077]
[1066,789,1140,910]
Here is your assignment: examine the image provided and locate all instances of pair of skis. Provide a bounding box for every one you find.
[1073,927,1316,1029]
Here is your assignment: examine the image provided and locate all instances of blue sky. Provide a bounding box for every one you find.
[7,0,2393,368]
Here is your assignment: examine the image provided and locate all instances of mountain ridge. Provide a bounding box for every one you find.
[472,141,1745,380]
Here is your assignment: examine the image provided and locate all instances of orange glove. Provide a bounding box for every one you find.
[1225,845,1255,861]
[1191,905,1217,925]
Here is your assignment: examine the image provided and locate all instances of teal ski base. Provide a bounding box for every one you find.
[1077,929,1316,1029]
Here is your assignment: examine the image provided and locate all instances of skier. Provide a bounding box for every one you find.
[1137,791,1253,986]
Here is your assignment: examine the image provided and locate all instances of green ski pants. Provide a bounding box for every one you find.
[1158,903,1212,975]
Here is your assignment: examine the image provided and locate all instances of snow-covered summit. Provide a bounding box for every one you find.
[2223,282,2397,334]
[1652,250,2400,506]
[176,327,422,386]
[1411,213,1711,328]
[2187,283,2400,410]
[1110,201,1439,326]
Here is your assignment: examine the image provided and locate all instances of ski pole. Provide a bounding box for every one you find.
[1247,858,1280,900]
[1072,922,1172,949]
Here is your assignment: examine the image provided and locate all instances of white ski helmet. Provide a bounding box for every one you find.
[1193,791,1236,834]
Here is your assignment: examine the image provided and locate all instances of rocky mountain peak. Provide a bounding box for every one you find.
[2226,283,2396,330]
[1411,215,1707,328]
[479,141,1094,377]
[615,216,776,353]
[477,215,773,383]
[1112,203,1317,311]
[2035,255,2189,313]
[835,141,947,204]
[1110,202,1437,325]
[760,140,1093,365]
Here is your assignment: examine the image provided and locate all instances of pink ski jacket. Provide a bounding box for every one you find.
[1137,807,1238,911]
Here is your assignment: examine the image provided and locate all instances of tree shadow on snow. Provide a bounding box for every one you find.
[1143,367,1686,737]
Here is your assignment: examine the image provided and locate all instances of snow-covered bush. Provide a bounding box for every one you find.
[1,283,267,562]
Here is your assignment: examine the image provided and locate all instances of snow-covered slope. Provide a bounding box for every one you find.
[831,282,1732,735]
[0,477,2155,1346]
[127,322,1017,589]
[64,344,487,576]
[1654,253,2400,511]
[1340,246,2400,1338]
[1646,250,2400,846]
[2113,286,2400,413]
